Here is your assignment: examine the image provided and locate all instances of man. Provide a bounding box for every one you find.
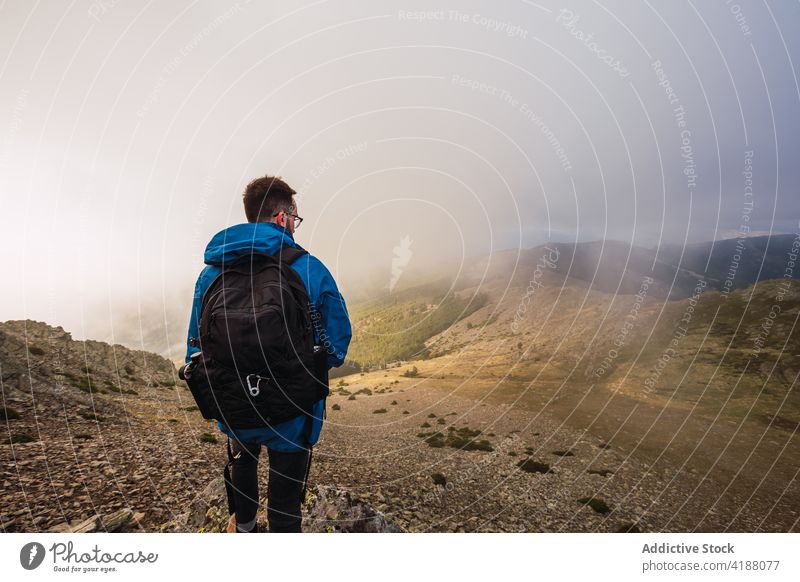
[185,175,352,532]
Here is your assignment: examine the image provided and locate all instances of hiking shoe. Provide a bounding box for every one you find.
[226,514,262,533]
[226,514,236,533]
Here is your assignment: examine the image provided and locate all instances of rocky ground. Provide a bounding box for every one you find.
[314,373,798,533]
[1,321,796,533]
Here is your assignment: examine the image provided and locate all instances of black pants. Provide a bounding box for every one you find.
[226,438,311,533]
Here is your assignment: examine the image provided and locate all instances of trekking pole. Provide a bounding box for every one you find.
[300,445,313,502]
[223,438,239,516]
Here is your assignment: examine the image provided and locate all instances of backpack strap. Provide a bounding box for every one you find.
[273,243,308,265]
[223,438,238,516]
[299,410,315,503]
[274,244,315,331]
[300,443,313,504]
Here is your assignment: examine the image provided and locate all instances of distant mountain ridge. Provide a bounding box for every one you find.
[446,234,800,300]
[548,234,800,298]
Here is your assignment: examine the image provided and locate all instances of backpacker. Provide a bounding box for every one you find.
[181,244,329,429]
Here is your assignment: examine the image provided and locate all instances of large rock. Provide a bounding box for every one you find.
[304,485,405,533]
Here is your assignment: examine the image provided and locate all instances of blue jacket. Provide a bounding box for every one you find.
[186,221,352,452]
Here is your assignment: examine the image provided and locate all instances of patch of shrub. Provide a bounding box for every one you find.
[372,408,387,414]
[461,439,493,451]
[424,433,445,448]
[390,400,397,405]
[587,469,614,477]
[616,522,641,533]
[517,459,551,474]
[598,442,612,450]
[417,426,493,451]
[427,413,437,418]
[420,422,431,428]
[402,410,409,414]
[200,433,218,444]
[577,497,611,514]
[3,433,36,445]
[167,419,178,423]
[124,365,135,375]
[0,406,20,420]
[74,377,95,393]
[431,473,447,486]
[347,395,356,401]
[402,366,419,378]
[356,388,372,396]
[27,346,45,356]
[331,404,341,411]
[181,405,199,412]
[453,427,480,439]
[79,410,103,422]
[73,434,93,440]
[552,450,574,457]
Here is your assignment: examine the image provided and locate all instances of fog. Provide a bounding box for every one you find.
[0,0,798,357]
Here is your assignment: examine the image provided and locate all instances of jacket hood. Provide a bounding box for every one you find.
[204,222,302,266]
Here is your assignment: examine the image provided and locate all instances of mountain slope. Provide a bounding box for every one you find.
[0,320,196,532]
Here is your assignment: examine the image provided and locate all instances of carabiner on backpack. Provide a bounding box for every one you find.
[245,374,269,397]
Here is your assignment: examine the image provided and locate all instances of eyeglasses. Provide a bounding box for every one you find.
[273,210,303,229]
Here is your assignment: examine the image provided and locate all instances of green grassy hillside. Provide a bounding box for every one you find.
[344,284,488,369]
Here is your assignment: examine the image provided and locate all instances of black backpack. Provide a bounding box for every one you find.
[182,244,329,429]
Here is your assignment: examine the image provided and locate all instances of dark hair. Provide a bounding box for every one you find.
[242,175,296,223]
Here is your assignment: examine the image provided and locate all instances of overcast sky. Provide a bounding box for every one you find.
[1,0,798,354]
